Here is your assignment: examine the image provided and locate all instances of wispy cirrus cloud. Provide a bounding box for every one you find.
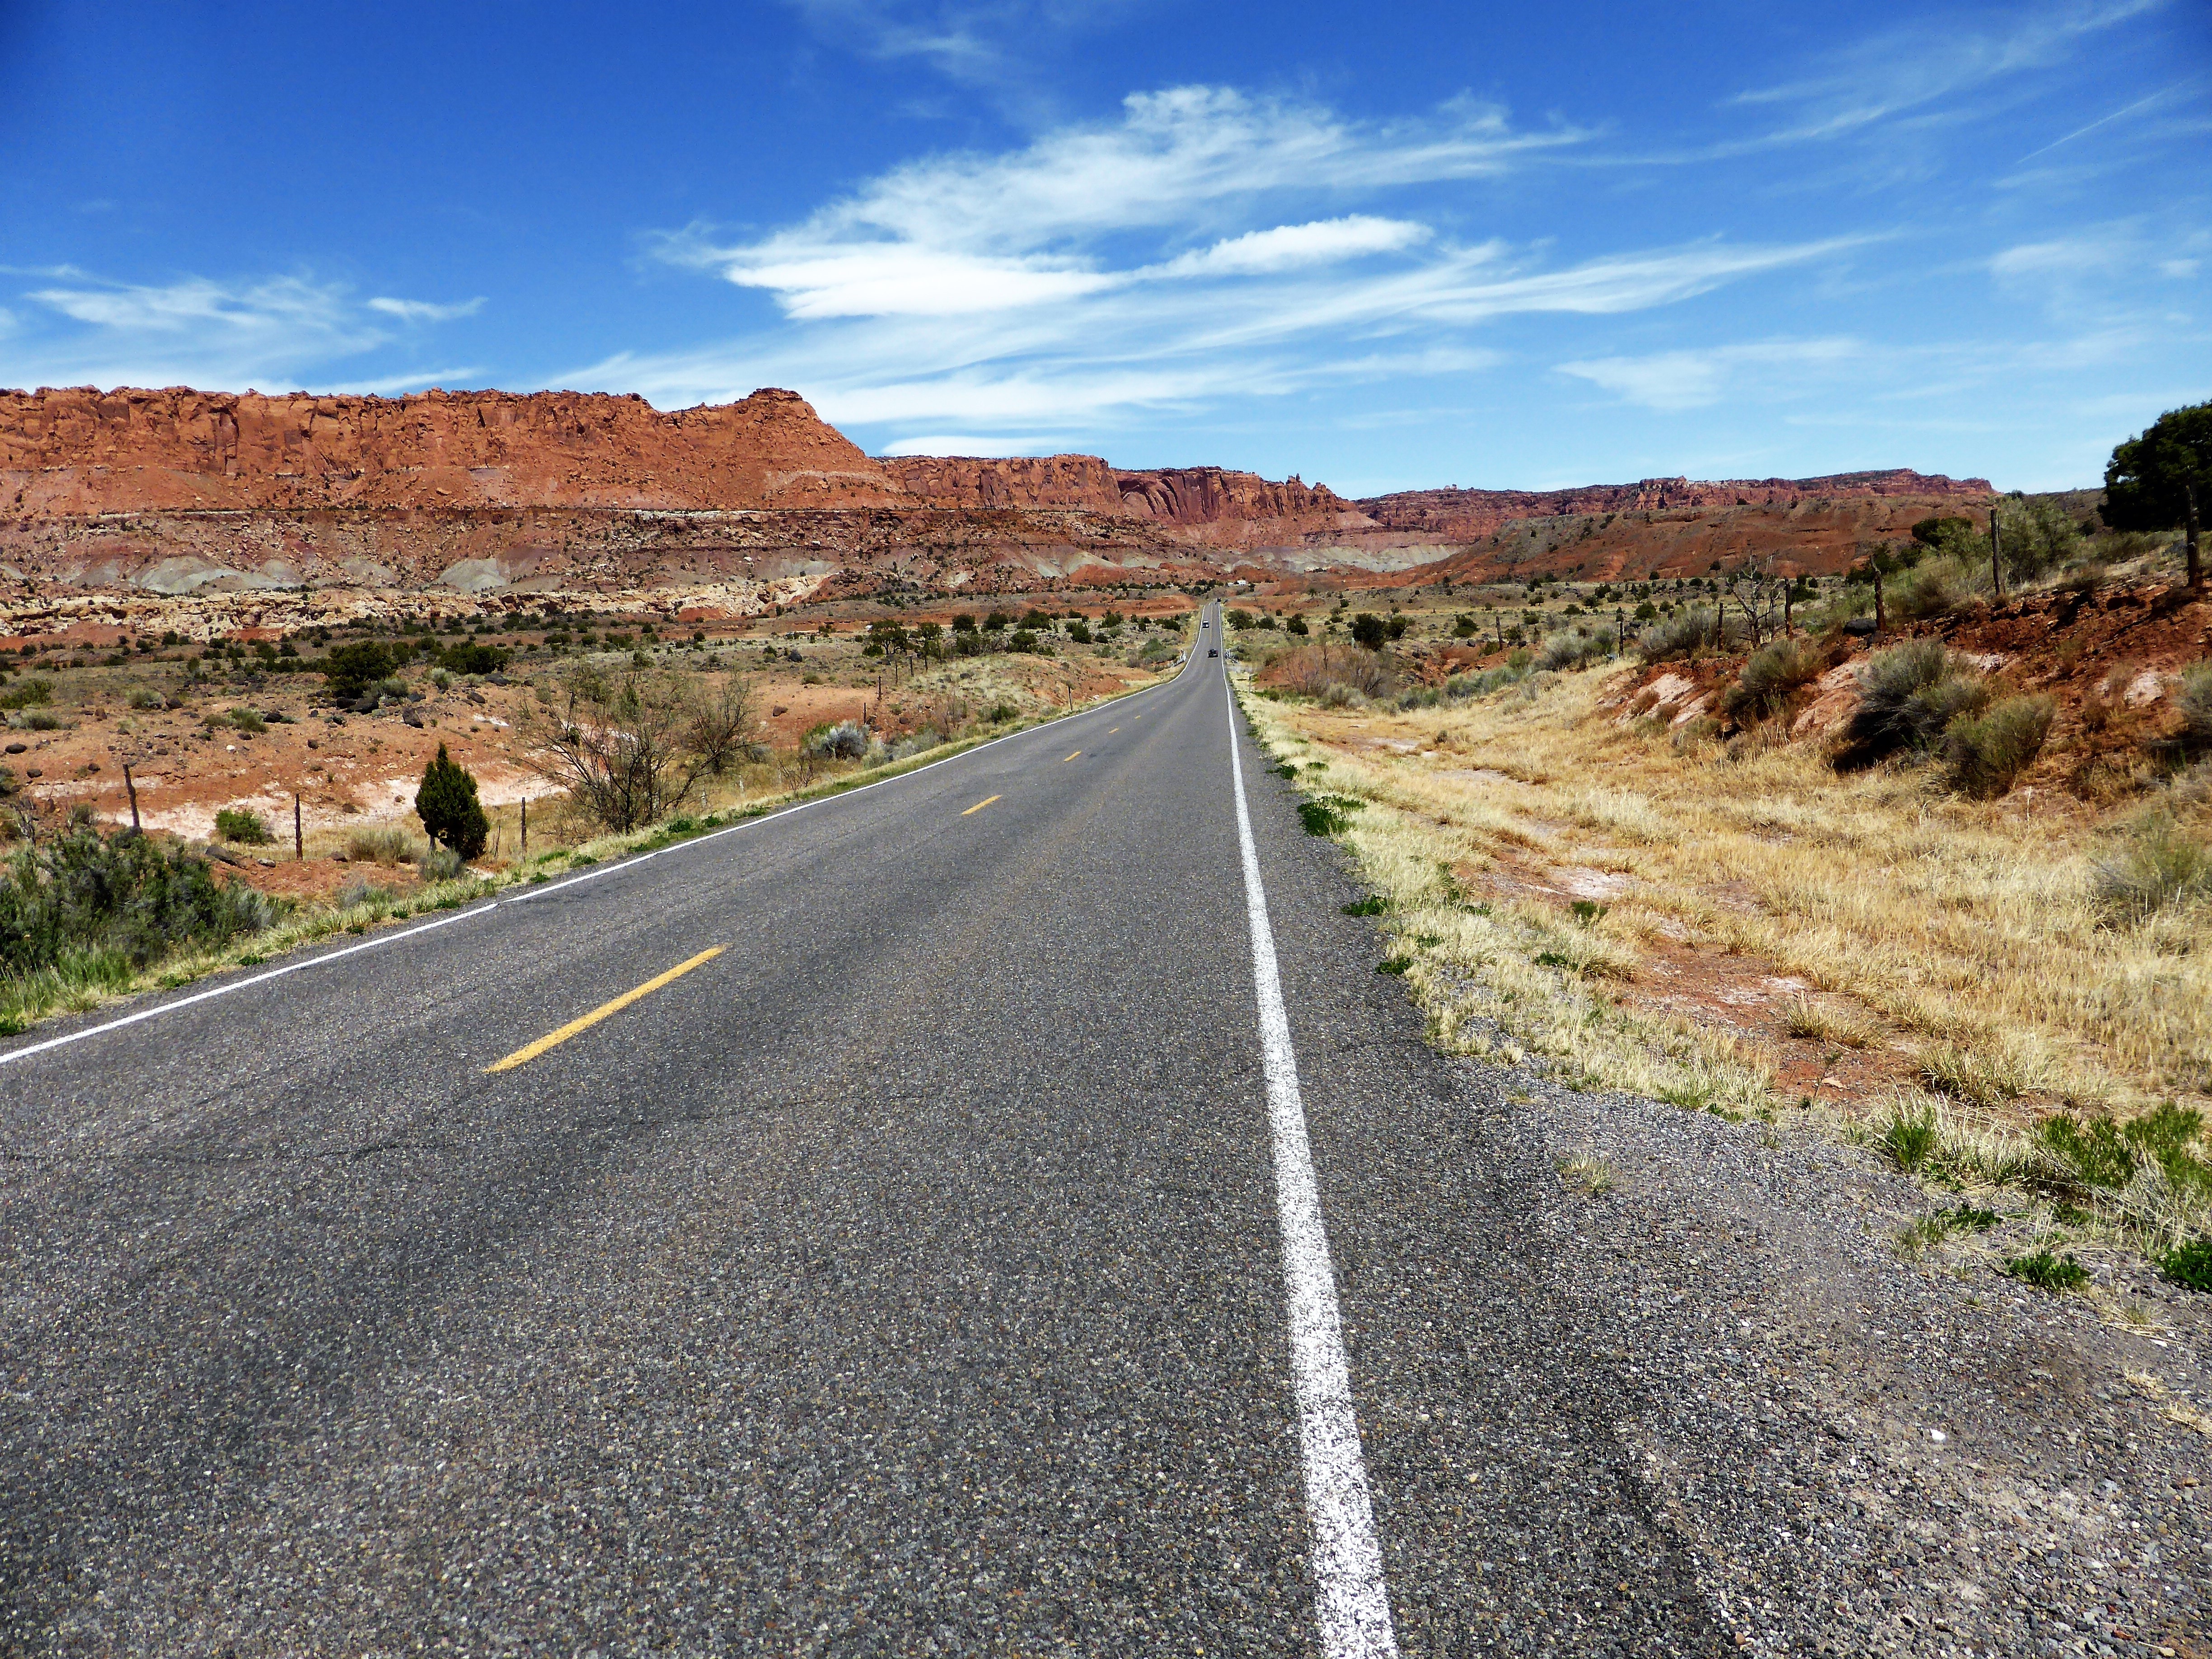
[620,85,1853,443]
[0,269,476,393]
[367,295,486,323]
[1727,0,2169,146]
[1557,338,1867,411]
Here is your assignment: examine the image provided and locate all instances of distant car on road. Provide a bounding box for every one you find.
[1208,648,1219,657]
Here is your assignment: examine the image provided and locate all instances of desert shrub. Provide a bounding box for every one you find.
[347,825,419,865]
[1349,613,1388,649]
[805,720,869,761]
[419,844,464,882]
[2176,661,2212,755]
[1839,640,1990,764]
[441,642,509,676]
[228,707,266,734]
[1272,645,1394,702]
[1945,694,2056,797]
[686,677,758,774]
[0,678,52,711]
[1722,638,1824,722]
[320,641,396,701]
[1636,606,1729,664]
[1537,630,1613,672]
[2092,819,2212,919]
[415,744,488,859]
[214,806,274,844]
[126,688,159,711]
[1911,515,1975,551]
[336,875,394,909]
[1889,554,1979,620]
[0,824,281,973]
[888,728,943,761]
[532,672,704,832]
[1996,495,2083,580]
[985,701,1019,723]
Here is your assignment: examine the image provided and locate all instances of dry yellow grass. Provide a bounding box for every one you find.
[1238,660,2211,1125]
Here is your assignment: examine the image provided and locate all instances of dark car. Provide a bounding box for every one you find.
[1208,647,1219,657]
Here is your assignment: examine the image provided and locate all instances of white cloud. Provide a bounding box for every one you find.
[876,432,1078,456]
[1990,236,2132,279]
[0,270,467,393]
[1557,339,1865,410]
[367,295,487,323]
[1152,216,1431,277]
[5,273,384,389]
[623,86,1856,441]
[1729,0,2165,146]
[669,85,1584,319]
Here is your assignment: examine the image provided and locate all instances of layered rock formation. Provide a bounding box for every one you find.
[1356,469,1992,541]
[0,385,900,515]
[0,382,2013,600]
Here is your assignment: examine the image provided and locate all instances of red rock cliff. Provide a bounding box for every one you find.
[0,385,901,515]
[1358,469,1994,539]
[880,453,1126,513]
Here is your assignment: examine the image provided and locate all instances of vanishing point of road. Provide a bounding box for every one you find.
[0,607,1723,1655]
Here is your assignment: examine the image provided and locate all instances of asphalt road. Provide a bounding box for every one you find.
[0,608,1725,1656]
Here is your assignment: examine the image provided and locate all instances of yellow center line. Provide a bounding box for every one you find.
[961,794,1001,815]
[484,946,726,1073]
[1108,726,1120,733]
[1063,750,1082,762]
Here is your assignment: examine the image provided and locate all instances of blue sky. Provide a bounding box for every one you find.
[1,1,2206,494]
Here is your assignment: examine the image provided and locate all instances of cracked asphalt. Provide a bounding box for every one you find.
[0,612,1734,1655]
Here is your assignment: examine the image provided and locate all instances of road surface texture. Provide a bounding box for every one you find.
[2,608,2207,1656]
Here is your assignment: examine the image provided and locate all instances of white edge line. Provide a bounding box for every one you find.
[1223,666,1400,1659]
[0,644,1200,1068]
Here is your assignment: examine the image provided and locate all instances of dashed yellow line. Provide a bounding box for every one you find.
[1063,750,1082,762]
[484,947,726,1073]
[1108,726,1120,733]
[961,794,1001,815]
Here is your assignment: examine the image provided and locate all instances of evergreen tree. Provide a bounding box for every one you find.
[2106,400,2212,588]
[415,743,489,859]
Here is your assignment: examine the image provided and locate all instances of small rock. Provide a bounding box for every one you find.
[23,768,39,778]
[255,857,275,868]
[3,743,22,754]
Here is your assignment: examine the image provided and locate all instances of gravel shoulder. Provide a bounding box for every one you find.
[1438,1040,2212,1656]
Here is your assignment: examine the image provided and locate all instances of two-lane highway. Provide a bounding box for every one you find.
[0,608,1723,1655]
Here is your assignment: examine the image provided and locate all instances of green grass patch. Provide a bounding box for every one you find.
[2002,1249,2089,1292]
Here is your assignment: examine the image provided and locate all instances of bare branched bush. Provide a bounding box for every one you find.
[530,671,701,833]
[1271,644,1396,701]
[685,676,758,775]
